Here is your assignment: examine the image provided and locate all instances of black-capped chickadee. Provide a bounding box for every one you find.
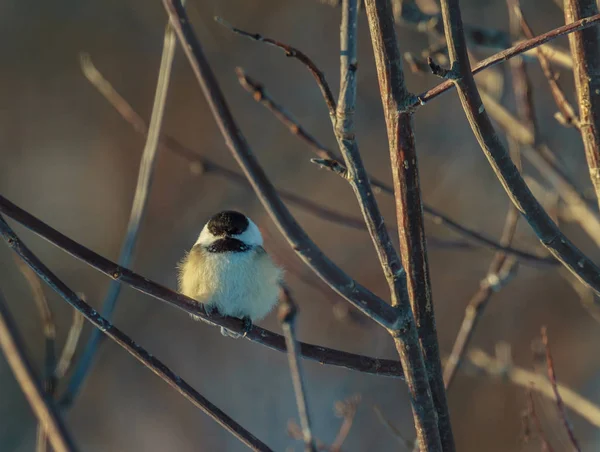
[178,211,283,337]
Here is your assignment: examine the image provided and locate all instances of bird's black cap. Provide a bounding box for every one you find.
[207,211,249,236]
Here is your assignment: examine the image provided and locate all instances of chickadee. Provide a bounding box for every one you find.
[178,210,283,337]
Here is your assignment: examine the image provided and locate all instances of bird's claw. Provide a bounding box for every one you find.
[241,316,253,337]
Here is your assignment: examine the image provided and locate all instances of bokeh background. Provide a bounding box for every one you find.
[1,0,600,450]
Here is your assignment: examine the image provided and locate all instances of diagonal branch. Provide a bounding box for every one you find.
[541,328,581,451]
[0,291,78,452]
[63,13,179,407]
[279,287,316,452]
[436,0,600,297]
[364,1,454,450]
[0,216,274,452]
[161,0,399,329]
[564,0,600,211]
[0,195,404,378]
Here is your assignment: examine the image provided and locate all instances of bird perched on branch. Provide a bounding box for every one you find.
[178,210,283,337]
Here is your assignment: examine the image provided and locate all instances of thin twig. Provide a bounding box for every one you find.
[0,291,78,452]
[162,0,400,329]
[235,68,336,163]
[467,348,600,428]
[564,0,600,211]
[414,13,600,108]
[513,2,579,128]
[527,389,556,452]
[13,257,57,393]
[0,216,274,451]
[64,14,179,407]
[364,1,452,450]
[541,327,581,451]
[215,16,337,121]
[278,287,316,452]
[55,308,85,380]
[436,0,600,296]
[373,404,413,450]
[0,196,405,378]
[81,53,557,266]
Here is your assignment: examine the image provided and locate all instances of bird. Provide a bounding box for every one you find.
[177,210,283,337]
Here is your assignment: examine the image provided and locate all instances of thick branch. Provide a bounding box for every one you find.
[0,291,77,452]
[437,0,600,296]
[564,0,600,210]
[0,195,404,378]
[364,1,453,451]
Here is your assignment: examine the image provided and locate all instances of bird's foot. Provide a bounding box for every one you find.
[241,316,253,337]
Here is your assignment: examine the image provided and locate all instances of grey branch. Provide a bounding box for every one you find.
[278,287,317,452]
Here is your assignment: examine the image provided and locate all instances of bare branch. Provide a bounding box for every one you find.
[278,287,316,452]
[513,2,579,128]
[215,16,336,121]
[0,195,404,378]
[541,327,581,452]
[0,216,274,451]
[0,291,77,452]
[373,404,413,450]
[364,1,453,450]
[564,0,600,210]
[415,13,600,108]
[467,348,600,428]
[64,13,178,407]
[437,0,600,296]
[476,90,600,250]
[55,307,85,380]
[527,389,556,452]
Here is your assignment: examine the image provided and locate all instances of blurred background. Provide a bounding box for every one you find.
[1,0,600,450]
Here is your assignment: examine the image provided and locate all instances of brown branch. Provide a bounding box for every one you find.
[436,0,600,296]
[513,2,579,128]
[527,389,556,452]
[0,196,404,377]
[541,327,581,452]
[164,0,402,330]
[414,13,600,108]
[0,216,274,452]
[215,16,336,121]
[564,0,600,211]
[364,1,453,450]
[235,69,336,162]
[0,291,77,452]
[278,287,317,452]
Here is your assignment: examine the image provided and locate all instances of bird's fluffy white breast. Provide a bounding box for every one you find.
[178,246,282,321]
